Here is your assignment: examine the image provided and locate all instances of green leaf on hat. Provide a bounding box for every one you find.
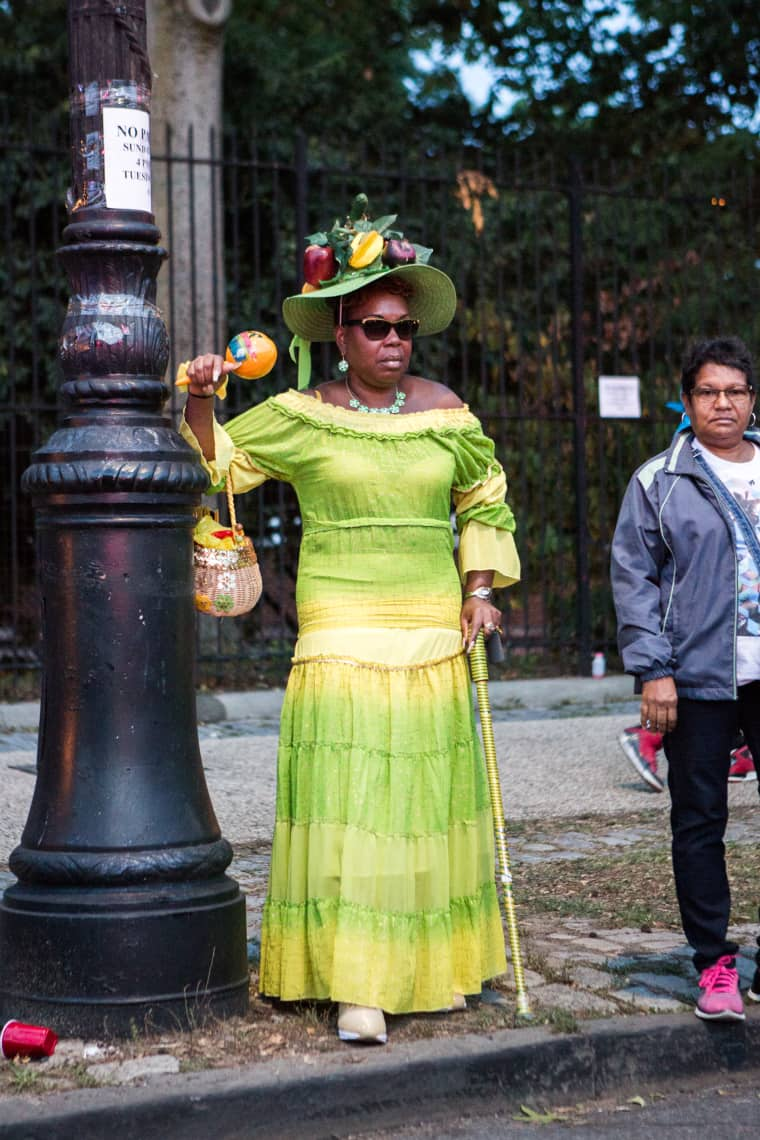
[372,214,398,234]
[412,243,433,264]
[305,231,330,246]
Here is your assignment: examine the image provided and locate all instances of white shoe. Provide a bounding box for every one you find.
[337,1003,387,1044]
[435,992,468,1012]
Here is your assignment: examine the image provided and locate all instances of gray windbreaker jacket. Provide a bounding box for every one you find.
[611,427,760,700]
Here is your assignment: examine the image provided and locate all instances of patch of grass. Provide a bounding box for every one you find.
[519,949,571,986]
[540,1007,579,1035]
[522,893,608,921]
[6,1061,43,1092]
[296,1001,332,1031]
[516,848,676,929]
[514,827,760,932]
[65,1063,102,1089]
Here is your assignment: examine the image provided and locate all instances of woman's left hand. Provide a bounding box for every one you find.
[460,597,502,653]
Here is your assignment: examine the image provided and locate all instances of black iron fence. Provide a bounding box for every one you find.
[2,123,759,693]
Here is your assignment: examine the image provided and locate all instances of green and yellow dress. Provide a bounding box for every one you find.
[181,389,520,1013]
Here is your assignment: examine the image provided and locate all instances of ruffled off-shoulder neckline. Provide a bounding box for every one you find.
[270,388,480,437]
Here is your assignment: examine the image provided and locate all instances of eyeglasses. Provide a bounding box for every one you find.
[691,386,754,403]
[342,317,420,341]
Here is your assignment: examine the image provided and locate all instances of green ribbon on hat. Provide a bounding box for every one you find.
[289,334,312,389]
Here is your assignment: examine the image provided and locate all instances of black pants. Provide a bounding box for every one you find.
[663,683,760,973]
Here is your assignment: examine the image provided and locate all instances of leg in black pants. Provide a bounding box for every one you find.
[736,682,760,973]
[664,698,738,972]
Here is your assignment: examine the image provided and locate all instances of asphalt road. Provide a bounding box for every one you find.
[352,1069,760,1138]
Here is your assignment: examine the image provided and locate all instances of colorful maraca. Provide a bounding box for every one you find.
[175,331,278,389]
[224,330,278,379]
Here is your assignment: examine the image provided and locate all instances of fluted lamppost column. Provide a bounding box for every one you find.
[0,0,248,1036]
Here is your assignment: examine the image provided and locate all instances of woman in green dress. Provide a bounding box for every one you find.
[181,201,520,1044]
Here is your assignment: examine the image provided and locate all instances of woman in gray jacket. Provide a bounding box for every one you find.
[612,335,760,1022]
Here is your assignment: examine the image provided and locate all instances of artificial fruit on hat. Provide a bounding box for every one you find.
[282,191,456,386]
[382,238,417,267]
[349,229,384,268]
[303,243,339,286]
[303,195,401,279]
[349,192,370,220]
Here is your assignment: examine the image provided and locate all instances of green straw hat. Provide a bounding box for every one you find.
[283,193,457,387]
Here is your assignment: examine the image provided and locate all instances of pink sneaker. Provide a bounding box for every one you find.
[728,745,756,782]
[695,955,745,1021]
[618,727,664,792]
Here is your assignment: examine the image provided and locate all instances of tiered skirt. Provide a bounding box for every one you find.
[259,642,506,1013]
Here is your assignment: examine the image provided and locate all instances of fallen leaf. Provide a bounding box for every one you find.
[513,1104,561,1124]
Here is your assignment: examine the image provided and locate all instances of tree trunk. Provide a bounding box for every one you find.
[147,0,231,403]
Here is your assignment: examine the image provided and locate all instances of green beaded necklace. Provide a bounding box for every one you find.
[345,378,407,415]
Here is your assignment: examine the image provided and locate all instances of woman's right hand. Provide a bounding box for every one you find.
[640,676,678,735]
[185,354,237,398]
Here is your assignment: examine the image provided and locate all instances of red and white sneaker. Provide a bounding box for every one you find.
[728,745,756,782]
[618,727,664,792]
[695,955,745,1021]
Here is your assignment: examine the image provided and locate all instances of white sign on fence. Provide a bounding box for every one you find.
[598,375,641,419]
[102,107,152,212]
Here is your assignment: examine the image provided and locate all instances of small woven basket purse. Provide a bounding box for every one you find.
[193,473,262,618]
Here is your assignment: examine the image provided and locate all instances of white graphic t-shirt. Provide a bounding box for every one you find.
[694,439,760,685]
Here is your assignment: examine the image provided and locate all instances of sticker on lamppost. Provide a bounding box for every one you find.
[102,107,152,212]
[598,375,641,418]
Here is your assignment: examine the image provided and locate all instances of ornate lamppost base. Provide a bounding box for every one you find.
[0,876,248,1036]
[0,1,250,1036]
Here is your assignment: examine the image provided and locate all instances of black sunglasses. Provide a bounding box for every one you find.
[342,317,420,341]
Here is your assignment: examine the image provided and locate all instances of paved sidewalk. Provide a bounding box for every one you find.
[1,676,758,1137]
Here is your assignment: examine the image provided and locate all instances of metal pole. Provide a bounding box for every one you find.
[568,157,592,675]
[0,0,248,1036]
[469,634,531,1020]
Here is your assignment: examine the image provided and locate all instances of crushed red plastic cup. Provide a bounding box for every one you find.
[1,1020,58,1060]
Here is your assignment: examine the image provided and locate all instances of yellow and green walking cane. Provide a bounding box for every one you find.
[470,631,532,1020]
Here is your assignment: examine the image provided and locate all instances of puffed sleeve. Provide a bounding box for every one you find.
[179,397,297,493]
[450,423,520,587]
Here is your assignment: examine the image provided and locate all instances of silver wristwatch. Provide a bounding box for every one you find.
[464,587,493,601]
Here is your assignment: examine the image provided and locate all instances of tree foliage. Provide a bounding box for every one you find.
[222,0,471,150]
[421,0,760,162]
[2,1,759,164]
[0,0,68,130]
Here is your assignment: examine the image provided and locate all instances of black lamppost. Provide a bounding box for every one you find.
[0,0,248,1036]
